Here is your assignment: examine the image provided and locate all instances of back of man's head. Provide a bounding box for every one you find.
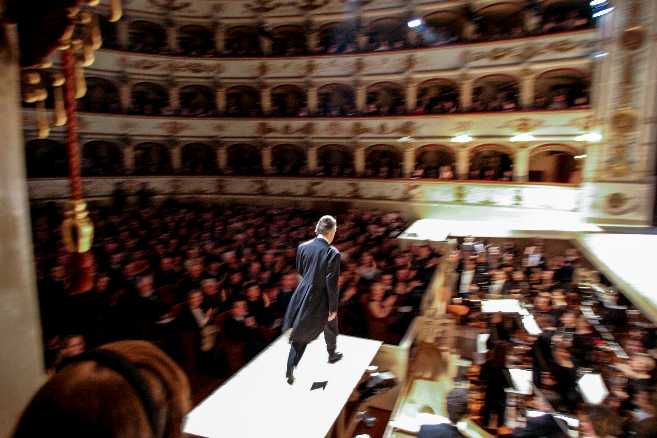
[315,215,337,235]
[446,388,469,424]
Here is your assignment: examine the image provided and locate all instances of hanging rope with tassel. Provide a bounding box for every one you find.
[60,42,94,294]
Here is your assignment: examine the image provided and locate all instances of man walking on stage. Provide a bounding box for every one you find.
[283,215,343,385]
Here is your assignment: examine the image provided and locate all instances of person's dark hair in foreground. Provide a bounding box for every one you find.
[418,388,469,438]
[13,340,191,438]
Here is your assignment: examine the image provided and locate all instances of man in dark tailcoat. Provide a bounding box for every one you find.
[282,215,343,385]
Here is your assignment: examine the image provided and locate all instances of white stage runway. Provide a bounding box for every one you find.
[184,333,382,438]
[576,233,657,324]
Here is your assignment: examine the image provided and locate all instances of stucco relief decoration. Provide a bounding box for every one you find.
[348,182,360,198]
[497,118,543,132]
[254,179,268,195]
[453,185,466,203]
[468,39,593,63]
[324,122,342,136]
[148,0,192,11]
[158,121,189,136]
[405,183,421,201]
[214,124,225,133]
[215,179,225,194]
[603,192,636,215]
[306,181,321,196]
[124,59,162,71]
[257,122,275,136]
[168,62,218,75]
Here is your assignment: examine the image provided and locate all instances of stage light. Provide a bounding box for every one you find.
[575,132,602,142]
[574,154,588,160]
[510,133,536,142]
[592,6,614,18]
[593,50,608,58]
[398,136,414,142]
[451,134,473,143]
[590,0,607,5]
[407,18,423,28]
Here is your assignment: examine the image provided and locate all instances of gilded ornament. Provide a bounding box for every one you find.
[622,26,646,50]
[604,192,636,215]
[453,185,466,203]
[611,110,638,134]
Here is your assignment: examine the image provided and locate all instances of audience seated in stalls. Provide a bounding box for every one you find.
[449,236,657,436]
[31,201,436,391]
[13,340,191,438]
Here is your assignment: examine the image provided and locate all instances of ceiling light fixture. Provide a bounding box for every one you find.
[451,134,473,143]
[510,133,536,142]
[407,18,423,28]
[575,132,603,142]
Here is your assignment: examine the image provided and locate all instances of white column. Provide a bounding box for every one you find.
[403,144,416,177]
[117,17,130,49]
[118,73,132,113]
[262,144,272,174]
[307,144,318,173]
[213,22,225,54]
[354,143,365,176]
[260,83,271,115]
[166,17,178,54]
[215,82,226,114]
[169,139,182,173]
[122,137,134,174]
[0,23,46,437]
[405,78,417,113]
[355,81,366,113]
[459,74,473,111]
[520,69,536,109]
[456,147,469,179]
[513,147,529,181]
[216,143,227,171]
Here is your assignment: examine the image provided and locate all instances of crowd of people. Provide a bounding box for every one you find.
[31,198,439,393]
[444,237,657,437]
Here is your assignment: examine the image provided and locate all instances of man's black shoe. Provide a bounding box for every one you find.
[328,352,343,364]
[287,374,295,385]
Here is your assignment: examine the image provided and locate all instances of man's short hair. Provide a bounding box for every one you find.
[315,215,337,235]
[445,388,469,424]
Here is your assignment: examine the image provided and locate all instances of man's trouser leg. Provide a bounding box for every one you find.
[324,318,338,355]
[287,341,307,376]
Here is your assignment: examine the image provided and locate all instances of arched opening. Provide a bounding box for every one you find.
[469,145,514,181]
[471,74,520,112]
[181,143,217,175]
[25,139,67,178]
[82,141,124,176]
[317,145,354,177]
[318,22,357,54]
[131,82,170,115]
[421,10,463,47]
[474,2,526,41]
[271,85,307,117]
[178,25,214,56]
[365,145,403,178]
[129,20,167,53]
[98,15,120,49]
[226,144,263,175]
[272,144,307,176]
[271,25,307,56]
[366,82,405,115]
[366,17,407,51]
[416,79,460,114]
[225,86,261,116]
[79,77,121,113]
[541,0,592,34]
[133,142,172,175]
[529,144,580,183]
[535,68,590,110]
[318,84,356,116]
[179,85,216,116]
[225,26,261,56]
[414,145,456,179]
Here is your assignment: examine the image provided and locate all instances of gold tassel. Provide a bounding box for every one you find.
[36,99,50,139]
[91,14,103,50]
[110,0,123,22]
[83,0,100,5]
[75,59,87,98]
[62,200,96,294]
[52,74,67,127]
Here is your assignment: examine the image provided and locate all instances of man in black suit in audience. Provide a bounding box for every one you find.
[418,388,469,438]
